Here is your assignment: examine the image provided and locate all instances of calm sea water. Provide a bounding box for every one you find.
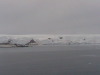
[0,45,100,75]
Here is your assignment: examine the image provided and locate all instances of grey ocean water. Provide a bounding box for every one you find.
[0,45,100,75]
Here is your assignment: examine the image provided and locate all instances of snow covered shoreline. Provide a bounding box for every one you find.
[0,34,100,47]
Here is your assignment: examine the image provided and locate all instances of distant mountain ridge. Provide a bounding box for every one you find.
[0,34,100,47]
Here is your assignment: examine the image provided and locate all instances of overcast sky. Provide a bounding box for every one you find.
[0,0,100,34]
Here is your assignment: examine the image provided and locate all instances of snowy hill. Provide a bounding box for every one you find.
[0,34,100,46]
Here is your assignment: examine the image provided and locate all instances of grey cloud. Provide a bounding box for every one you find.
[0,0,100,34]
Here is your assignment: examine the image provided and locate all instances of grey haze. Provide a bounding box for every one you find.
[0,0,100,34]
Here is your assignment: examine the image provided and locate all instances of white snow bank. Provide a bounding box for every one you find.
[0,34,100,45]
